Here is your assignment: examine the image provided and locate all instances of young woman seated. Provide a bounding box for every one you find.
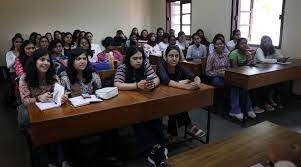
[186,33,207,60]
[97,37,123,69]
[157,45,205,139]
[114,46,168,167]
[143,33,162,57]
[49,40,68,76]
[208,34,230,56]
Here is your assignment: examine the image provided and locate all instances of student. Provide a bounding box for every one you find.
[39,36,50,49]
[125,33,138,48]
[6,35,23,103]
[186,33,207,59]
[157,45,205,139]
[45,32,53,42]
[29,32,37,43]
[159,33,170,52]
[166,35,185,61]
[18,48,69,167]
[228,38,257,120]
[60,48,101,97]
[227,29,241,52]
[156,27,165,44]
[77,37,95,63]
[196,29,210,47]
[114,46,168,166]
[130,27,140,39]
[85,32,102,62]
[6,35,23,75]
[176,31,189,50]
[15,40,35,77]
[71,29,81,48]
[206,37,229,86]
[54,30,62,41]
[79,31,86,38]
[34,33,42,48]
[62,32,73,57]
[49,40,67,76]
[208,34,230,55]
[255,35,286,110]
[169,29,175,36]
[143,33,162,57]
[97,37,123,69]
[256,35,285,63]
[114,30,127,46]
[139,29,148,41]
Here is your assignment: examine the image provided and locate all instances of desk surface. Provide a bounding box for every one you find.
[169,121,301,167]
[28,85,214,146]
[225,59,301,89]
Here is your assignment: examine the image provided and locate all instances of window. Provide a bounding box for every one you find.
[231,0,285,47]
[167,0,192,36]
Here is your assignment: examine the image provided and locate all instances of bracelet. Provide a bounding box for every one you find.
[136,82,139,89]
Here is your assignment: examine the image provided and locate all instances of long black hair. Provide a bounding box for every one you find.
[260,36,276,56]
[63,32,72,48]
[140,29,148,40]
[34,33,42,46]
[9,35,24,51]
[19,40,34,68]
[72,29,81,46]
[25,48,56,88]
[29,32,37,42]
[49,40,63,54]
[67,48,93,84]
[124,46,146,83]
[131,27,140,39]
[230,29,241,40]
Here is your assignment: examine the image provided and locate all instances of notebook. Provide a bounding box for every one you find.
[69,95,103,107]
[35,83,65,111]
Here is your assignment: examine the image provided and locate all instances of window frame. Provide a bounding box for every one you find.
[166,0,192,37]
[231,0,286,48]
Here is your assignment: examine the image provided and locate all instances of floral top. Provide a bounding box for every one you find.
[60,71,102,97]
[19,73,58,106]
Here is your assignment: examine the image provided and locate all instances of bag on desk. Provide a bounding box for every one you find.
[95,87,118,100]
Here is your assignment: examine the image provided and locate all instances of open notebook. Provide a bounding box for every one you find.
[69,95,103,107]
[35,83,65,111]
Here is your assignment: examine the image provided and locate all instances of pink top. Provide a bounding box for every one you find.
[97,50,123,62]
[15,57,24,77]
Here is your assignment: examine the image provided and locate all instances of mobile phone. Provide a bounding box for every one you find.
[81,93,91,99]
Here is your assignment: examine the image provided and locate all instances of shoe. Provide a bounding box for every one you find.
[188,125,206,138]
[147,144,168,167]
[263,104,275,112]
[254,106,265,114]
[229,112,244,120]
[247,111,256,118]
[269,99,278,107]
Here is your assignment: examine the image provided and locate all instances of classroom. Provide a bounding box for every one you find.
[0,0,301,166]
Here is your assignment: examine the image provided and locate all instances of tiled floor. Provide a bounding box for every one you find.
[0,79,300,167]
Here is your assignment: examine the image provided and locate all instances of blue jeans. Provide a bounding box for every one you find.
[210,76,225,87]
[230,87,253,114]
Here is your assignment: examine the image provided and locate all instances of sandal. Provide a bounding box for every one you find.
[188,125,206,138]
[263,104,275,112]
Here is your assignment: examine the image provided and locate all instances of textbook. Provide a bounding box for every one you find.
[69,95,103,107]
[35,83,65,111]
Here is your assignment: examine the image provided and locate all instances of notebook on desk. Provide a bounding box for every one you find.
[69,95,102,107]
[35,83,65,111]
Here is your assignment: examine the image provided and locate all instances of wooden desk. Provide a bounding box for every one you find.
[169,121,301,167]
[28,85,214,146]
[181,58,207,77]
[225,59,301,90]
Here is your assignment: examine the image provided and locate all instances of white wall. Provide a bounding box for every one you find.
[0,0,155,66]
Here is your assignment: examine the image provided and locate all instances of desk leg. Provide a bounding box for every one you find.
[205,107,211,144]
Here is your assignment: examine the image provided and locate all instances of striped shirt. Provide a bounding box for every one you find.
[206,52,230,77]
[114,60,156,83]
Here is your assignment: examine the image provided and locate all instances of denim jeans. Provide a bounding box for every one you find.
[230,87,253,114]
[210,76,225,87]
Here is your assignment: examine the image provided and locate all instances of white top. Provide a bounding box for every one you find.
[90,43,102,63]
[143,43,162,57]
[176,40,189,50]
[226,40,236,51]
[208,43,230,55]
[255,48,283,64]
[6,51,17,72]
[159,42,169,52]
